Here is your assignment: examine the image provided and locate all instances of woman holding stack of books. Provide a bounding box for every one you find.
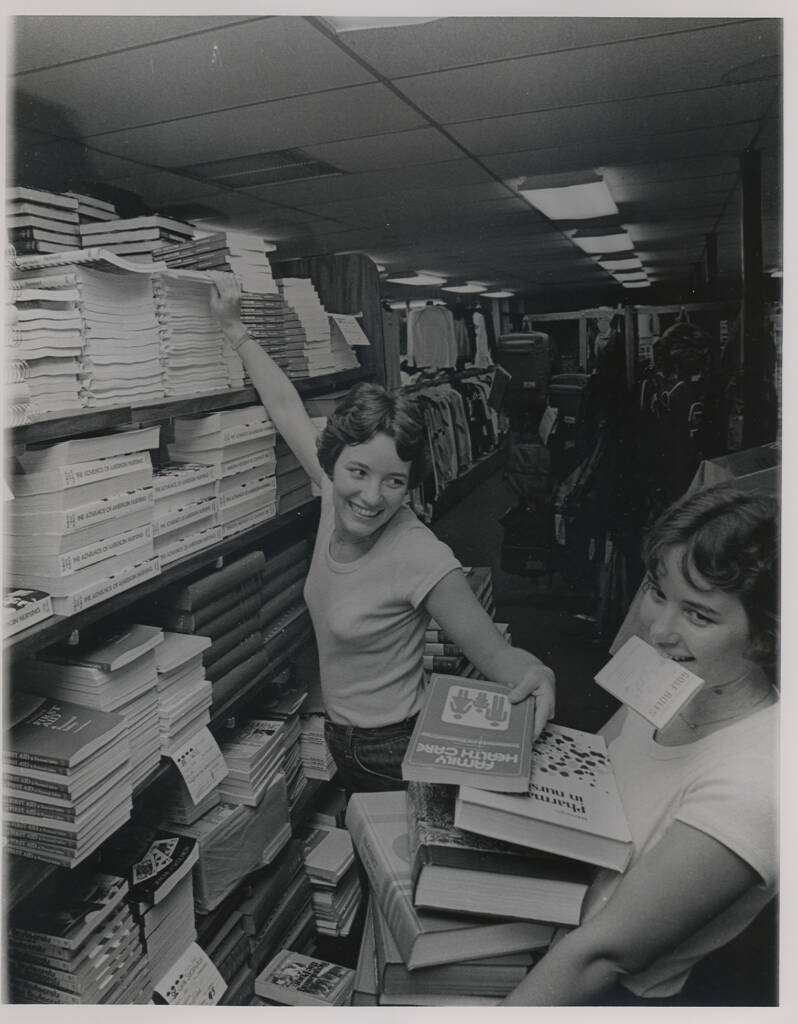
[211,275,555,793]
[503,483,778,1005]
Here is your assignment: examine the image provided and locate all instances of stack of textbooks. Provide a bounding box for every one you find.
[216,718,286,807]
[7,871,152,1004]
[154,231,278,294]
[66,191,118,224]
[79,214,194,261]
[152,461,219,567]
[298,712,336,781]
[16,622,164,789]
[3,586,54,637]
[7,427,161,615]
[296,823,362,938]
[256,676,309,812]
[7,185,82,254]
[276,277,337,378]
[4,692,133,867]
[275,437,314,514]
[254,949,355,1006]
[346,790,554,1006]
[153,270,243,395]
[5,354,32,425]
[153,631,213,754]
[167,405,277,540]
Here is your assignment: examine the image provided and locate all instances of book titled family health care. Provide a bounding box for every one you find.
[401,673,534,792]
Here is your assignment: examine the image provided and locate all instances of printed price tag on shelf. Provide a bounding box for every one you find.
[169,727,228,803]
[329,312,370,347]
[594,635,704,729]
[153,941,226,1005]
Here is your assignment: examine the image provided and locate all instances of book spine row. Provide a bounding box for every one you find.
[52,556,161,616]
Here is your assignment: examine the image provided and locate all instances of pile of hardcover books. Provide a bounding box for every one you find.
[79,214,194,262]
[153,270,243,395]
[154,230,278,295]
[167,405,277,541]
[153,631,213,754]
[4,693,134,867]
[6,426,161,616]
[296,823,362,938]
[16,622,164,789]
[66,192,119,225]
[254,949,355,1006]
[7,871,152,1003]
[151,462,219,567]
[7,185,82,255]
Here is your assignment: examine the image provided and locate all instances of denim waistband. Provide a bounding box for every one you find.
[324,712,418,736]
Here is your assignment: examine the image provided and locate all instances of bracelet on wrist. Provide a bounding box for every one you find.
[226,326,251,351]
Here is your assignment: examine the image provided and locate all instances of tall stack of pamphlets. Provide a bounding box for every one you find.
[345,790,554,1006]
[276,278,337,378]
[153,631,213,754]
[151,461,220,567]
[216,718,286,807]
[167,405,277,540]
[15,622,164,789]
[296,823,362,938]
[274,437,314,514]
[298,712,336,781]
[7,185,82,254]
[254,949,355,1006]
[79,214,194,262]
[5,354,32,424]
[4,691,133,867]
[256,674,309,813]
[6,426,161,615]
[7,871,152,1003]
[153,270,243,395]
[155,231,278,294]
[65,191,118,224]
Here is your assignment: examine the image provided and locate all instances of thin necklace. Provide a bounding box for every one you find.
[678,688,773,730]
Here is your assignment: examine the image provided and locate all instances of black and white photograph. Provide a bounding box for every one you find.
[1,3,790,1014]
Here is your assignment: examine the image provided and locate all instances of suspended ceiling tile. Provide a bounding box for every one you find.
[447,80,777,156]
[393,20,780,124]
[340,16,742,78]
[83,84,424,167]
[603,154,742,185]
[100,170,229,206]
[300,127,466,172]
[611,174,738,203]
[12,18,375,137]
[11,15,253,72]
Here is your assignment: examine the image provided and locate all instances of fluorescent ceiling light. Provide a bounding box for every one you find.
[441,282,488,294]
[571,232,633,254]
[598,257,644,271]
[408,298,448,309]
[389,301,408,310]
[613,272,649,282]
[482,290,515,299]
[324,18,441,33]
[621,281,651,289]
[519,179,618,220]
[386,272,447,287]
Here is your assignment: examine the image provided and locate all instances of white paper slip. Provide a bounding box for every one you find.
[169,727,228,803]
[329,312,370,346]
[594,635,704,729]
[153,941,226,1005]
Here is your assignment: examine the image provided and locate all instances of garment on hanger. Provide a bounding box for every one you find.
[473,309,492,368]
[408,305,458,369]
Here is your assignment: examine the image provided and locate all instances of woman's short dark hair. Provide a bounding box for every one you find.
[316,382,429,488]
[642,481,779,663]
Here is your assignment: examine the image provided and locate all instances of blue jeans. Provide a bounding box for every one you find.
[323,715,417,793]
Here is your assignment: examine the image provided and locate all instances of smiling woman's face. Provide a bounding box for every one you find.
[640,544,753,688]
[331,432,411,546]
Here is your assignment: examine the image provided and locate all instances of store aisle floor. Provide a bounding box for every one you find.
[432,468,778,1007]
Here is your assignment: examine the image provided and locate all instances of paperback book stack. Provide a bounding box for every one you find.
[196,886,253,1005]
[216,718,287,807]
[240,838,316,983]
[153,631,213,755]
[275,437,314,514]
[4,691,134,867]
[298,712,336,781]
[66,191,118,224]
[7,185,82,254]
[16,622,164,789]
[254,949,355,1006]
[167,405,277,540]
[152,461,220,567]
[6,426,161,615]
[153,270,244,395]
[424,566,498,678]
[154,231,278,294]
[3,587,54,637]
[235,290,298,382]
[276,277,337,378]
[256,675,309,813]
[79,214,194,262]
[296,823,362,938]
[7,871,152,1004]
[98,822,200,988]
[5,355,32,424]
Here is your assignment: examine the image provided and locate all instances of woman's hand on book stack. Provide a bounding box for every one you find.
[509,664,556,740]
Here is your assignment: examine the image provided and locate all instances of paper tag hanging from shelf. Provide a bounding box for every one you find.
[329,312,370,347]
[169,726,228,803]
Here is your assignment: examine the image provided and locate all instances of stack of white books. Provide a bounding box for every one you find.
[216,719,286,807]
[298,713,337,781]
[5,356,32,425]
[168,405,278,540]
[276,278,337,378]
[152,462,220,567]
[79,214,194,261]
[16,622,164,789]
[296,823,362,937]
[7,185,82,254]
[154,231,277,294]
[154,631,213,755]
[6,426,161,615]
[154,270,243,395]
[4,692,134,867]
[257,676,309,812]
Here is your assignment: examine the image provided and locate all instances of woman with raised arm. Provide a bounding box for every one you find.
[210,274,555,792]
[503,482,778,1005]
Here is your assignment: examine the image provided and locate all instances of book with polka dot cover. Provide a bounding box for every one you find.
[454,723,633,872]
